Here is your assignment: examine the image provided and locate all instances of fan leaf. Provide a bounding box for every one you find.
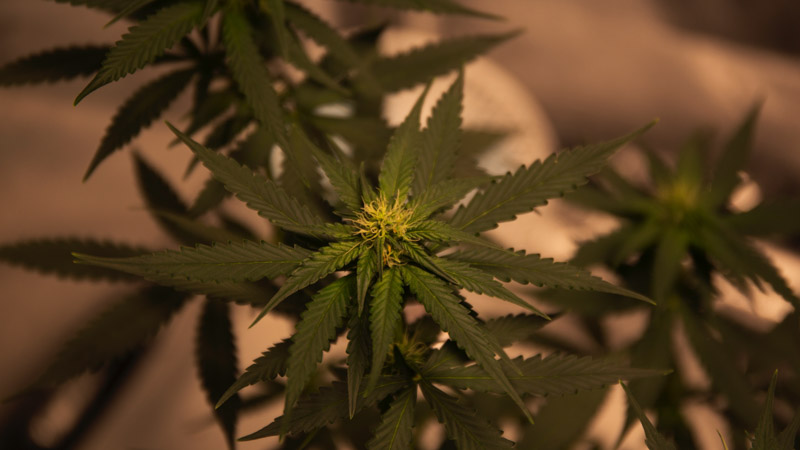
[75,2,205,104]
[216,339,291,408]
[412,69,463,195]
[400,264,533,423]
[252,240,363,325]
[167,123,331,237]
[85,68,193,179]
[0,238,147,282]
[621,382,678,450]
[0,45,109,86]
[366,386,416,450]
[370,32,517,92]
[448,246,652,303]
[450,122,656,233]
[74,240,310,283]
[366,267,404,394]
[378,84,428,201]
[196,298,239,448]
[419,381,513,450]
[285,276,354,412]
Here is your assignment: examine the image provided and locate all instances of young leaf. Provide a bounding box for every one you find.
[0,46,109,86]
[0,238,147,282]
[196,298,239,448]
[378,84,428,201]
[85,68,193,179]
[370,32,517,92]
[406,219,504,250]
[217,339,291,408]
[285,276,354,412]
[222,8,293,159]
[621,382,678,450]
[705,105,760,209]
[447,247,652,303]
[240,378,408,440]
[450,122,656,233]
[366,386,416,450]
[412,70,463,195]
[366,267,404,394]
[253,240,364,325]
[27,286,187,390]
[400,264,533,423]
[167,123,330,237]
[75,2,205,104]
[424,354,666,396]
[419,381,513,450]
[408,177,490,221]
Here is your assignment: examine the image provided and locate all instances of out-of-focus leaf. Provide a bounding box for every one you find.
[0,46,109,86]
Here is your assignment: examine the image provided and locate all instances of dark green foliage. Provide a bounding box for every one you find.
[0,46,109,86]
[2,1,722,448]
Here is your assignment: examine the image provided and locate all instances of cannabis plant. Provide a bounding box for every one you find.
[545,109,800,448]
[1,0,667,448]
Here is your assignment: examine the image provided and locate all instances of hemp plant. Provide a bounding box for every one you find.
[74,73,659,447]
[0,0,667,448]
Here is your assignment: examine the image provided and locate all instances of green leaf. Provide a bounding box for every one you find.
[196,299,239,448]
[239,378,407,440]
[777,410,800,450]
[356,245,378,315]
[378,84,428,200]
[253,240,364,326]
[0,238,147,282]
[408,177,490,221]
[174,90,237,144]
[424,354,665,396]
[450,122,656,233]
[705,105,760,208]
[403,246,547,317]
[621,382,678,450]
[419,381,513,449]
[294,124,362,213]
[222,8,293,161]
[519,389,606,450]
[412,70,463,195]
[27,286,187,390]
[400,264,533,423]
[345,311,371,418]
[75,240,310,284]
[406,219,504,250]
[285,276,354,412]
[448,246,652,303]
[370,32,517,92]
[216,339,291,408]
[85,68,193,179]
[484,314,551,347]
[366,386,416,450]
[49,0,140,14]
[167,123,330,237]
[284,26,347,95]
[0,46,109,86]
[308,115,392,154]
[262,0,289,57]
[75,2,205,104]
[366,267,404,394]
